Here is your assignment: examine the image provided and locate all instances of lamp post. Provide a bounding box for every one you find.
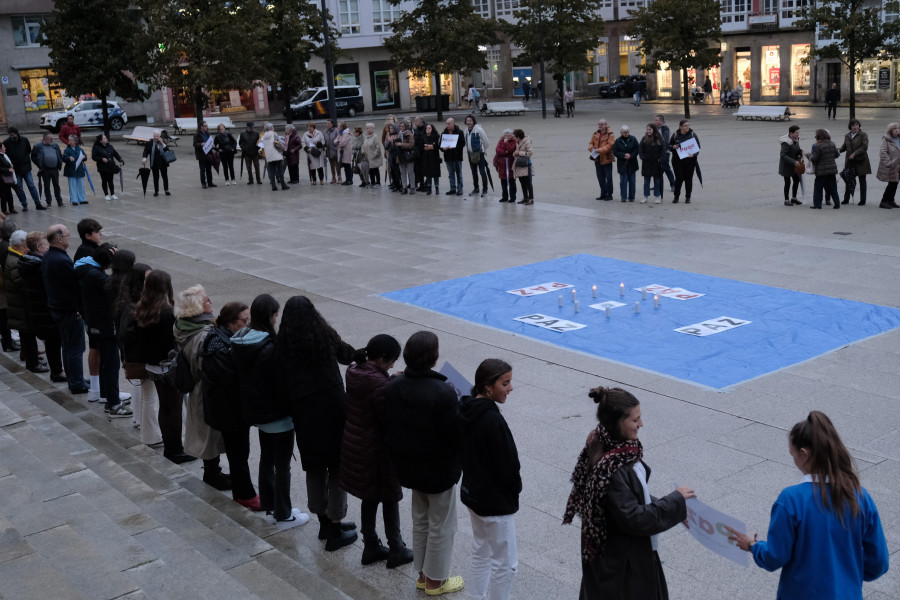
[539,0,547,118]
[321,0,337,122]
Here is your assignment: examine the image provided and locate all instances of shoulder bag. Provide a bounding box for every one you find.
[793,159,806,175]
[515,155,530,168]
[162,148,177,165]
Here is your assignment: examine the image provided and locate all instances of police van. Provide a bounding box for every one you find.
[284,86,364,121]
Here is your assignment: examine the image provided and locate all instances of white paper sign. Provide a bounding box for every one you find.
[438,361,474,401]
[590,149,600,159]
[202,136,215,155]
[641,284,705,300]
[514,313,586,332]
[506,282,573,296]
[676,137,700,159]
[441,133,459,148]
[74,150,84,171]
[685,498,749,567]
[589,300,626,311]
[675,316,751,337]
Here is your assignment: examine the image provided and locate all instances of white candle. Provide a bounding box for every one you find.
[654,295,660,309]
[558,295,563,307]
[605,306,611,318]
[572,289,577,301]
[634,301,640,314]
[641,287,647,300]
[619,283,625,297]
[592,285,597,298]
[574,300,580,312]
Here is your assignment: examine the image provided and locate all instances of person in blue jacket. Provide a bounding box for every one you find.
[727,411,889,600]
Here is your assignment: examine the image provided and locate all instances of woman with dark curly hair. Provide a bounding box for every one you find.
[277,296,357,550]
[564,386,694,600]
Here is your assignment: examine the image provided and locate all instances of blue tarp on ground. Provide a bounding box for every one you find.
[382,254,900,390]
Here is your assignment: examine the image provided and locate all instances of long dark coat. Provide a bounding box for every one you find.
[339,361,402,502]
[839,130,871,175]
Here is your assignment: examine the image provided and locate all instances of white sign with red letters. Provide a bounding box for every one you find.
[506,282,574,297]
[514,313,586,332]
[675,316,751,337]
[640,284,705,300]
[685,498,749,567]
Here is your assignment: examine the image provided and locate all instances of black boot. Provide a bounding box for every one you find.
[202,458,232,490]
[317,514,357,539]
[361,537,390,565]
[325,521,358,551]
[162,436,197,464]
[386,543,414,568]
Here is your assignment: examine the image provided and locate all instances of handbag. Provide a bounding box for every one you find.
[310,147,322,158]
[123,362,148,381]
[515,155,530,168]
[0,172,14,186]
[793,159,806,175]
[403,149,416,162]
[469,151,483,165]
[162,148,177,165]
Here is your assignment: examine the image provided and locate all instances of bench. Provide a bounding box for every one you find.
[735,106,792,121]
[123,126,161,144]
[172,116,236,135]
[483,101,528,116]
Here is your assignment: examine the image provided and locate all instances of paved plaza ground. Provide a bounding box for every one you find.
[2,97,899,599]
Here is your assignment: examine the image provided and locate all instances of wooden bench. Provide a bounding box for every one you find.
[172,116,236,135]
[735,106,792,121]
[483,101,528,116]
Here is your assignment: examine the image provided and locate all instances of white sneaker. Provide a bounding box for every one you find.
[111,194,118,200]
[87,389,101,402]
[640,197,648,204]
[655,198,661,204]
[273,508,310,530]
[119,391,132,402]
[104,195,111,201]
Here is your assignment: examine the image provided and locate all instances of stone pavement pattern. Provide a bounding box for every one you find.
[1,98,898,599]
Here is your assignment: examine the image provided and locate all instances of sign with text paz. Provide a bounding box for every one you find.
[675,316,751,337]
[515,313,586,332]
[685,498,749,567]
[641,284,704,300]
[439,361,474,401]
[507,282,573,297]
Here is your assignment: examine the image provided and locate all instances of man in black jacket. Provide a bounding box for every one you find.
[2,127,44,211]
[31,133,64,207]
[193,121,217,189]
[440,118,466,197]
[825,83,840,120]
[42,224,89,394]
[238,122,262,185]
[75,243,131,417]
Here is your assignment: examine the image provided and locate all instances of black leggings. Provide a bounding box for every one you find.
[674,157,696,200]
[221,153,235,181]
[100,171,115,195]
[309,167,324,182]
[783,174,800,200]
[369,168,381,185]
[221,428,256,501]
[843,174,866,203]
[361,499,403,547]
[518,175,533,200]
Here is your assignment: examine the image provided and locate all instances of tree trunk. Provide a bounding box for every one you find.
[435,72,443,122]
[100,93,110,139]
[284,86,294,125]
[195,87,205,131]
[682,67,691,120]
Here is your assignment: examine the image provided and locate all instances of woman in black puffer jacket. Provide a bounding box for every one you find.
[340,334,414,568]
[807,128,841,209]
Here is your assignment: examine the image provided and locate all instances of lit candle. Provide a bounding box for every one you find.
[654,295,660,309]
[592,285,597,298]
[619,283,625,297]
[558,295,563,307]
[605,306,611,318]
[641,287,647,300]
[572,289,577,302]
[574,300,580,312]
[634,301,640,314]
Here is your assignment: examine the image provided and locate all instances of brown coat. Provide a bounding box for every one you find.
[839,130,871,175]
[513,136,534,179]
[876,135,900,183]
[588,130,615,165]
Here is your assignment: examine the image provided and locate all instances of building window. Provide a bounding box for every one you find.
[781,0,807,19]
[761,0,777,13]
[762,45,780,96]
[339,0,360,34]
[657,61,672,97]
[496,0,520,17]
[587,44,609,83]
[12,15,46,47]
[791,44,810,95]
[481,47,502,88]
[857,59,878,93]
[885,2,899,21]
[21,68,64,111]
[472,0,490,18]
[720,0,746,23]
[372,0,398,33]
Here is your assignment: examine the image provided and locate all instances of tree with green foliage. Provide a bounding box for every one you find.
[628,0,722,119]
[384,0,496,121]
[265,0,343,123]
[795,0,900,118]
[506,0,605,91]
[142,0,271,129]
[42,0,155,137]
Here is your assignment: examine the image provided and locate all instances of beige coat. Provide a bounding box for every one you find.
[512,136,534,179]
[175,322,224,460]
[261,130,283,162]
[876,135,900,183]
[303,129,326,169]
[362,132,384,169]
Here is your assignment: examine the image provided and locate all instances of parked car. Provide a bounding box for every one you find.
[40,100,128,133]
[283,85,365,121]
[598,75,647,98]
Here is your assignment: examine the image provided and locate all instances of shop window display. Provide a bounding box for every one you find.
[21,68,63,112]
[857,60,878,93]
[761,45,781,96]
[791,44,811,95]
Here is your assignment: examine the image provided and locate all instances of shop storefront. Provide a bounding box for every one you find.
[20,67,63,112]
[790,44,811,96]
[407,71,454,111]
[369,61,401,111]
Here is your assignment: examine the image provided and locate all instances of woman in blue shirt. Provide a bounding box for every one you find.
[727,411,889,600]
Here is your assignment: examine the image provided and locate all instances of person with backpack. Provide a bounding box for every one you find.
[464,115,490,198]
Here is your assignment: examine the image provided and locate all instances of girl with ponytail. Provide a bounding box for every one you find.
[564,386,695,600]
[727,411,888,599]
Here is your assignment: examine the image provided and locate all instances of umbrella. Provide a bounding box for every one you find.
[208,150,221,173]
[118,168,124,194]
[137,167,151,197]
[840,167,857,198]
[240,155,244,179]
[84,168,95,195]
[486,165,494,192]
[694,161,703,187]
[37,170,43,199]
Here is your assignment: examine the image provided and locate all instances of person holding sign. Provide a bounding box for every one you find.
[192,121,217,189]
[669,120,700,204]
[726,411,888,600]
[441,118,466,196]
[564,387,695,600]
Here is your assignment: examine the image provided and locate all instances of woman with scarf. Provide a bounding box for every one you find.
[493,129,517,203]
[302,122,326,185]
[563,387,694,600]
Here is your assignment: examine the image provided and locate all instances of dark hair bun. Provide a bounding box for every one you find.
[588,386,608,404]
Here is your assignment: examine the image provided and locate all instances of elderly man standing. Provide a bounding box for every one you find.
[31,133,64,207]
[193,121,217,189]
[3,127,44,211]
[441,118,466,197]
[42,224,90,394]
[4,230,48,373]
[588,119,615,201]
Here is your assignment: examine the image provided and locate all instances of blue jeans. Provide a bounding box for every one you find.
[446,160,463,193]
[643,175,662,198]
[198,159,213,186]
[660,153,675,188]
[50,310,86,390]
[67,177,85,204]
[14,171,41,208]
[595,161,613,198]
[619,171,636,200]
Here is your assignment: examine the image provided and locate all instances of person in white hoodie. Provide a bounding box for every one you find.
[260,123,289,192]
[464,115,490,197]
